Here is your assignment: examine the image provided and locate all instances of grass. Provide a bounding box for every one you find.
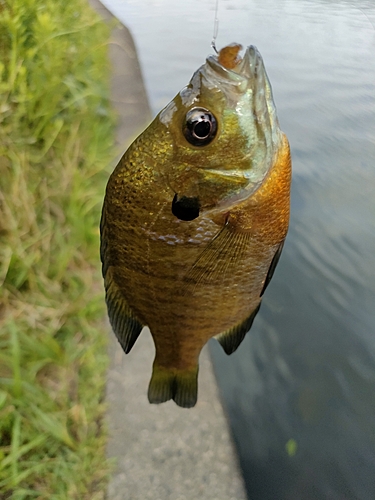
[0,0,116,497]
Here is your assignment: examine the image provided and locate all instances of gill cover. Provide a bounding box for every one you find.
[159,45,283,216]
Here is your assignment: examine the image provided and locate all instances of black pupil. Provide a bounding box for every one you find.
[193,119,211,139]
[184,107,217,147]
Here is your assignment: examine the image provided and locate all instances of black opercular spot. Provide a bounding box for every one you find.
[172,194,200,221]
[183,107,217,146]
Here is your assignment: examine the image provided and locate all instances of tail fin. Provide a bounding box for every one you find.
[148,365,198,408]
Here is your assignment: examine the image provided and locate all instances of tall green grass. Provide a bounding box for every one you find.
[0,0,115,497]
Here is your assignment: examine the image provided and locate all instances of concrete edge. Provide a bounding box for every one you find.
[87,2,247,499]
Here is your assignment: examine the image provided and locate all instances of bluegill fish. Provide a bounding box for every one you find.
[100,43,291,408]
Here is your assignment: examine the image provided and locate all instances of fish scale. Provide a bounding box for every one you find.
[101,43,291,408]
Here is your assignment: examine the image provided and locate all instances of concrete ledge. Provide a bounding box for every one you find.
[89,0,151,149]
[88,1,247,498]
[107,332,246,500]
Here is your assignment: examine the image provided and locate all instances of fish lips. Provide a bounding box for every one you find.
[204,45,263,93]
[171,194,200,221]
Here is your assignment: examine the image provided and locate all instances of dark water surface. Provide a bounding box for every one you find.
[102,0,375,498]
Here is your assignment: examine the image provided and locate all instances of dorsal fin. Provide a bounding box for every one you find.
[104,267,143,354]
[100,209,109,277]
[100,208,143,353]
[215,303,261,355]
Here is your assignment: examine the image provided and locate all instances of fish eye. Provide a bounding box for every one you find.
[183,107,217,146]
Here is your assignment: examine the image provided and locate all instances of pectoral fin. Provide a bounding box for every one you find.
[183,223,251,289]
[215,303,261,355]
[104,267,143,354]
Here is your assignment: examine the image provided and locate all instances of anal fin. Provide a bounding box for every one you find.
[215,303,261,355]
[260,240,284,297]
[104,267,143,354]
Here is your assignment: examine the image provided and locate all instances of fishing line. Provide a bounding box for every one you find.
[211,0,219,53]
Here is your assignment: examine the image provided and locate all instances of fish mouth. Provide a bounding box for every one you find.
[203,45,264,93]
[202,42,281,157]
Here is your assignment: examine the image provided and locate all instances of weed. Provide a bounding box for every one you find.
[0,0,115,497]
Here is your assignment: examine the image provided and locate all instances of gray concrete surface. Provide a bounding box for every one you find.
[107,332,247,500]
[89,0,151,149]
[89,1,247,498]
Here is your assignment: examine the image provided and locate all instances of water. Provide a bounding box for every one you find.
[101,0,375,498]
